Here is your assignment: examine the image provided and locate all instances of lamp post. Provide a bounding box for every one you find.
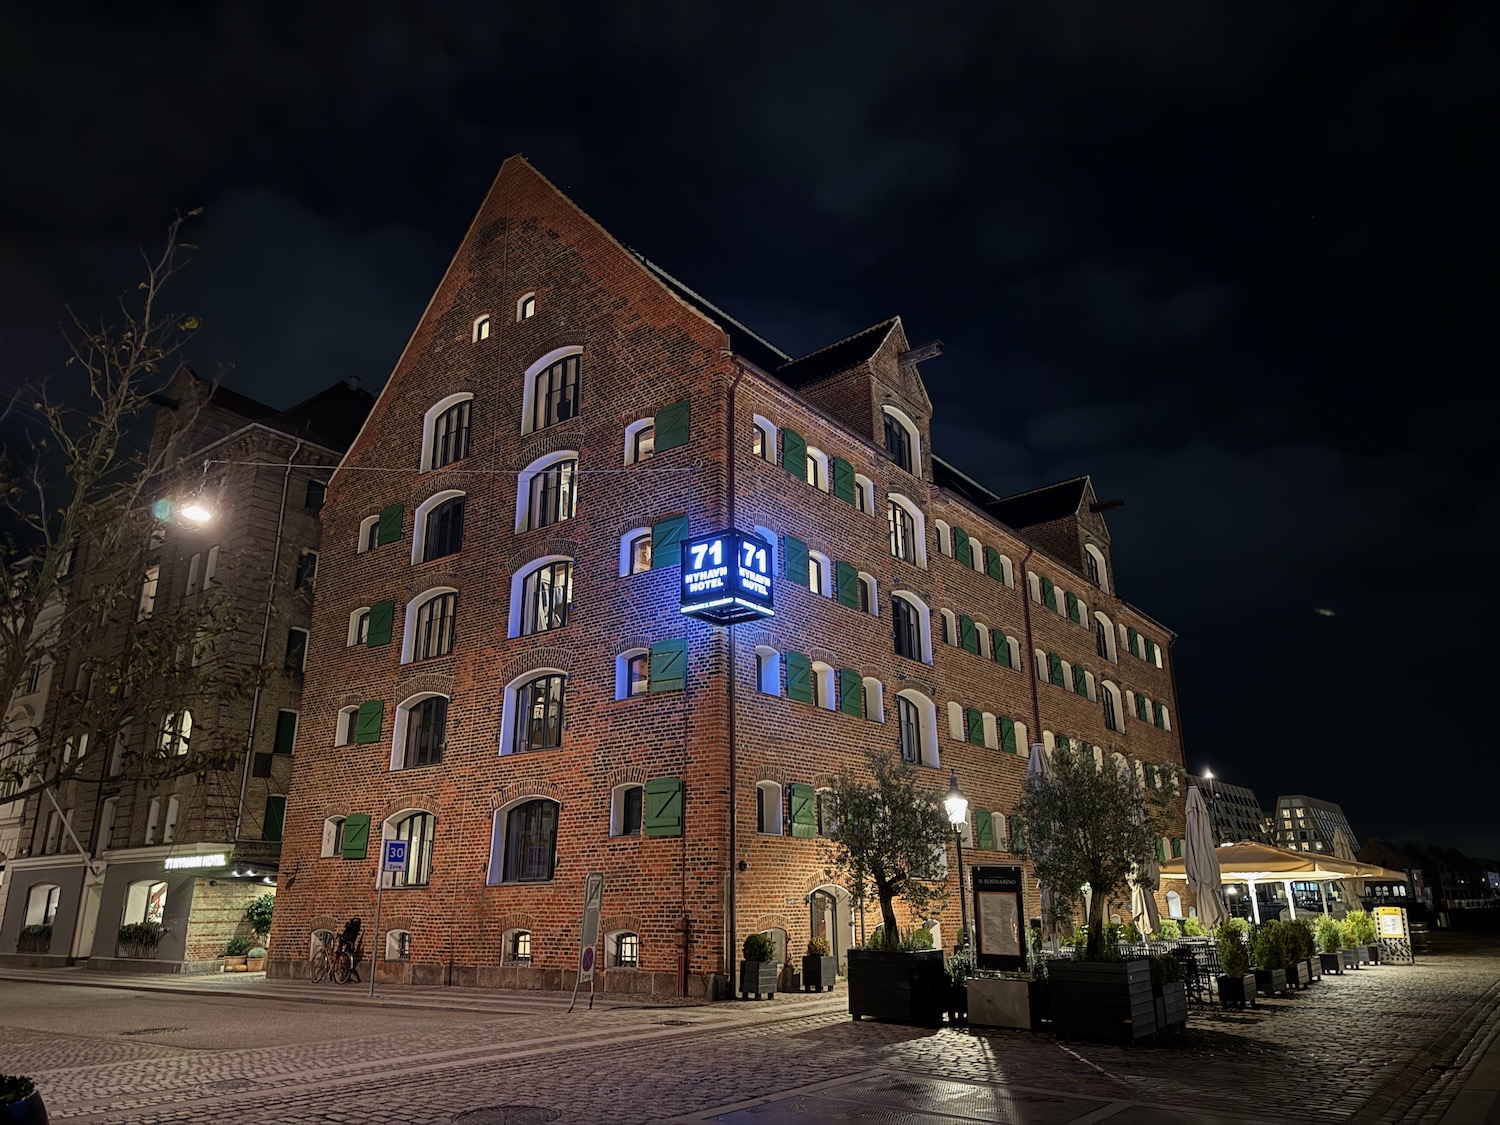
[944,771,969,950]
[1203,767,1220,846]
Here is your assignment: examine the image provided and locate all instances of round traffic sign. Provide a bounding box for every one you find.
[580,946,595,973]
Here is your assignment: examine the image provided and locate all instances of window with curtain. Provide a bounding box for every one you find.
[527,459,578,530]
[887,501,916,562]
[519,561,572,635]
[514,674,565,753]
[892,596,921,660]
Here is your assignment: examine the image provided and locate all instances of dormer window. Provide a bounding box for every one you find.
[882,407,916,473]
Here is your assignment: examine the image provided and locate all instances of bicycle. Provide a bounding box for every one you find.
[333,935,363,985]
[309,931,334,984]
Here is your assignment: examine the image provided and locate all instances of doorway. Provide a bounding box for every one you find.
[809,884,854,975]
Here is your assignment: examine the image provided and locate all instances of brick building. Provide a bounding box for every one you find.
[0,373,371,971]
[267,156,1189,997]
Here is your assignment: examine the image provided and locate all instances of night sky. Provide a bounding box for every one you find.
[3,4,1496,855]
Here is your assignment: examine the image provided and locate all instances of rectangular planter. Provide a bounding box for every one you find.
[1217,973,1258,1009]
[968,977,1035,1029]
[846,949,947,1026]
[1286,961,1311,990]
[1340,948,1362,970]
[1319,952,1343,975]
[1049,959,1158,1045]
[1253,967,1288,996]
[1306,956,1321,982]
[1156,980,1188,1033]
[738,960,777,999]
[802,955,837,992]
[1365,944,1380,965]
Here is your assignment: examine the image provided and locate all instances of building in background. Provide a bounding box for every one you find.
[1187,773,1270,845]
[0,373,371,971]
[1273,794,1355,855]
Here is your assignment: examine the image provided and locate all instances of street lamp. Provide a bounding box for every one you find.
[944,771,969,951]
[178,501,214,524]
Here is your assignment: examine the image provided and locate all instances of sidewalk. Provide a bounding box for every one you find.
[1439,992,1500,1124]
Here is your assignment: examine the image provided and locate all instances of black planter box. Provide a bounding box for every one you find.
[1286,961,1311,990]
[1366,944,1381,965]
[1253,967,1288,996]
[2,1089,49,1125]
[1217,972,1258,1009]
[947,980,968,1025]
[1340,948,1362,970]
[1049,959,1158,1045]
[846,948,946,1026]
[1030,980,1051,1029]
[738,960,777,999]
[801,955,836,992]
[1319,952,1343,975]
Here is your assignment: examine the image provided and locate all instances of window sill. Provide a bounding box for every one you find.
[414,552,461,568]
[393,760,444,772]
[489,879,556,888]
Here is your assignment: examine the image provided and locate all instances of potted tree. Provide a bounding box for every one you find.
[945,942,972,1026]
[1316,915,1344,975]
[1215,919,1256,1009]
[0,1074,47,1124]
[823,753,952,1027]
[1346,909,1378,964]
[1287,918,1319,983]
[245,894,274,947]
[1182,917,1206,938]
[802,935,836,992]
[1337,919,1362,970]
[1013,745,1166,1045]
[739,932,778,1000]
[222,934,252,972]
[1251,920,1289,997]
[1155,919,1181,941]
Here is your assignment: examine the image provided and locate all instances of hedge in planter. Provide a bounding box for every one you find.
[802,936,836,992]
[117,921,162,959]
[1251,920,1290,997]
[16,925,51,955]
[1316,915,1344,975]
[1215,918,1257,1009]
[1149,954,1188,1034]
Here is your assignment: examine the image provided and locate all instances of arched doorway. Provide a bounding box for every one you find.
[809,884,854,975]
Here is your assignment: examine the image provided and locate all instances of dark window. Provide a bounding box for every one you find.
[892,596,921,660]
[527,459,577,530]
[627,653,649,697]
[883,411,913,472]
[363,519,380,552]
[431,399,472,469]
[504,799,558,882]
[888,501,916,562]
[305,480,326,511]
[617,786,643,836]
[898,696,921,763]
[285,629,308,673]
[423,496,465,561]
[854,482,869,513]
[940,613,953,645]
[1103,689,1120,732]
[756,785,775,834]
[390,812,434,887]
[413,593,457,660]
[807,555,823,595]
[752,424,770,459]
[631,424,655,464]
[514,674,565,753]
[532,355,580,431]
[354,610,371,646]
[627,532,652,574]
[809,667,822,708]
[1085,548,1101,587]
[520,561,571,635]
[295,550,318,592]
[252,752,273,778]
[1096,618,1110,660]
[857,576,871,614]
[403,696,447,768]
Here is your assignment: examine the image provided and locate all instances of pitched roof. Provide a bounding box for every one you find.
[203,379,278,421]
[932,456,1002,508]
[266,381,376,452]
[985,477,1089,529]
[774,318,898,388]
[627,250,790,374]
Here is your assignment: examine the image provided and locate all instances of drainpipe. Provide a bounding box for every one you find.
[724,359,745,990]
[1018,545,1041,743]
[235,439,303,842]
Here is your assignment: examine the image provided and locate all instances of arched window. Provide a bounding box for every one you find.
[516,292,536,321]
[857,572,877,614]
[1102,681,1123,731]
[887,495,926,566]
[624,418,655,465]
[1095,611,1118,662]
[423,393,473,471]
[489,798,559,883]
[348,606,371,647]
[810,661,835,710]
[523,348,581,434]
[891,592,933,664]
[974,622,992,659]
[619,527,652,575]
[384,810,435,887]
[99,797,118,850]
[896,690,938,768]
[754,646,781,695]
[386,930,411,962]
[756,781,783,835]
[393,693,448,770]
[413,491,465,564]
[510,558,572,637]
[854,472,875,514]
[336,706,359,746]
[996,553,1014,587]
[807,550,831,596]
[760,927,788,965]
[805,446,830,491]
[516,452,578,532]
[615,648,650,700]
[123,879,167,925]
[1158,704,1172,731]
[753,524,779,574]
[933,520,952,557]
[1166,890,1183,919]
[882,406,919,474]
[163,795,179,843]
[945,701,964,740]
[503,672,566,755]
[472,315,491,342]
[816,788,837,836]
[606,930,640,969]
[160,710,192,757]
[502,928,533,963]
[862,676,884,721]
[358,514,380,554]
[982,713,1000,750]
[25,884,60,927]
[938,608,957,646]
[404,588,458,662]
[1084,543,1109,593]
[752,415,778,461]
[611,784,644,836]
[321,816,346,857]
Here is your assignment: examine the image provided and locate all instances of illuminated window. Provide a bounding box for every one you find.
[754,646,781,695]
[25,884,60,927]
[623,530,652,575]
[506,928,533,963]
[756,781,783,835]
[517,293,536,321]
[882,407,917,474]
[530,355,579,432]
[159,710,193,757]
[122,879,167,925]
[426,395,473,470]
[627,652,649,697]
[511,674,565,754]
[888,501,916,562]
[519,561,572,636]
[751,415,778,461]
[137,565,159,621]
[627,422,655,465]
[472,315,491,342]
[384,811,435,887]
[526,459,578,531]
[610,931,640,969]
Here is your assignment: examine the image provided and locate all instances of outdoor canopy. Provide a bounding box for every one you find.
[1159,840,1406,923]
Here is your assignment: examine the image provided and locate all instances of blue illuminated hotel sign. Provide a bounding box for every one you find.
[680,529,775,625]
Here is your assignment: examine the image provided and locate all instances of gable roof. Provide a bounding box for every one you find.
[774,318,899,388]
[985,477,1089,529]
[628,250,790,374]
[267,381,376,452]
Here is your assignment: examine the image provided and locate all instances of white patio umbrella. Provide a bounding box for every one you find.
[1131,810,1162,936]
[1184,786,1227,930]
[1025,742,1055,941]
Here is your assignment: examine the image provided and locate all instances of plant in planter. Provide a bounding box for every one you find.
[1250,920,1290,997]
[1346,909,1378,963]
[945,942,973,1025]
[822,753,954,1026]
[1215,918,1256,1009]
[1181,916,1206,938]
[117,921,162,959]
[739,932,778,1000]
[1155,919,1181,941]
[0,1073,48,1124]
[1286,918,1318,984]
[1316,914,1345,974]
[244,894,274,946]
[1148,953,1188,1033]
[222,933,252,971]
[246,946,268,973]
[17,925,51,955]
[802,935,836,992]
[1336,918,1362,970]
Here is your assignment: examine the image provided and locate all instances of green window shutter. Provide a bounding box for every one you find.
[1135,694,1149,721]
[838,668,862,716]
[1047,652,1064,687]
[649,638,687,693]
[832,456,855,504]
[1172,837,1184,859]
[1041,577,1058,612]
[651,513,687,570]
[780,428,806,476]
[1065,590,1081,624]
[376,504,403,546]
[1154,703,1166,729]
[984,546,1003,582]
[341,813,371,859]
[1056,735,1071,751]
[992,630,1011,667]
[1071,665,1088,696]
[262,796,286,842]
[1146,639,1158,664]
[999,715,1017,755]
[785,651,811,703]
[643,777,684,837]
[366,599,395,647]
[1157,837,1167,863]
[354,700,383,744]
[952,527,972,568]
[835,561,858,608]
[959,615,979,655]
[1011,815,1026,853]
[789,783,816,839]
[1144,764,1156,788]
[783,536,809,586]
[654,399,690,452]
[975,811,994,850]
[966,707,984,746]
[1127,626,1140,657]
[273,710,298,755]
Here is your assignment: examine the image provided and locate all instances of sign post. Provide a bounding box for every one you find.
[370,839,408,997]
[569,871,605,1013]
[1375,904,1414,964]
[972,865,1027,973]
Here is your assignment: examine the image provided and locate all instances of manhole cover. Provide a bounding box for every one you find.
[121,1027,187,1036]
[453,1109,560,1125]
[199,1079,258,1093]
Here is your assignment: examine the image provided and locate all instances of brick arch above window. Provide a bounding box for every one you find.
[499,648,572,683]
[487,783,562,811]
[393,670,455,702]
[606,764,647,789]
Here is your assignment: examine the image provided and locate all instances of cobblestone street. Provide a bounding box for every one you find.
[3,936,1498,1123]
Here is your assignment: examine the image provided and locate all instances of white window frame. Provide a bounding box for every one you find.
[610,783,645,837]
[144,797,161,845]
[756,781,783,836]
[421,392,475,472]
[619,526,652,576]
[887,494,928,568]
[519,345,582,435]
[946,701,964,741]
[933,520,952,557]
[807,550,832,597]
[321,816,346,857]
[810,661,835,711]
[804,446,831,491]
[862,676,884,722]
[881,405,922,476]
[1094,611,1119,662]
[938,607,958,646]
[137,564,159,621]
[498,668,567,757]
[516,292,536,321]
[858,572,879,615]
[854,472,875,514]
[623,417,655,466]
[751,414,778,461]
[335,706,359,746]
[163,795,180,843]
[1084,543,1110,593]
[754,646,782,696]
[472,314,491,342]
[895,689,940,769]
[891,590,934,665]
[357,515,380,554]
[507,558,572,640]
[348,606,372,647]
[486,794,557,884]
[390,692,449,771]
[515,449,579,533]
[411,489,466,565]
[185,553,201,597]
[615,647,651,700]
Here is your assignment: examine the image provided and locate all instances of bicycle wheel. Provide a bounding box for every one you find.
[333,951,352,984]
[309,948,329,984]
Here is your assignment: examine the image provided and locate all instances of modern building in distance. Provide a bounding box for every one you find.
[267,156,1191,997]
[1273,794,1356,855]
[0,373,371,971]
[1187,773,1270,845]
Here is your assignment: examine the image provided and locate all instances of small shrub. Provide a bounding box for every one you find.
[1285,918,1317,961]
[904,927,934,951]
[224,934,253,956]
[119,921,162,949]
[1147,953,1183,989]
[1252,920,1292,971]
[1181,917,1206,938]
[1316,915,1344,953]
[1156,919,1181,941]
[244,894,274,942]
[742,932,775,962]
[1346,909,1377,946]
[947,944,974,983]
[0,1074,37,1106]
[1216,919,1251,977]
[1121,920,1142,944]
[806,935,831,957]
[247,946,268,958]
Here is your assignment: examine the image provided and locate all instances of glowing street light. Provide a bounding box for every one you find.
[178,501,214,524]
[944,771,970,950]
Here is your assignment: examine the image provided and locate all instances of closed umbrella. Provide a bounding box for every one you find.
[1025,742,1055,941]
[1131,807,1162,937]
[1184,786,1227,930]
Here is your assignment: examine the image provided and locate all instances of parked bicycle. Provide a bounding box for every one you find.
[309,917,364,985]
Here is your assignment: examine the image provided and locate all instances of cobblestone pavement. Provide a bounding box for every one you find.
[3,937,1498,1123]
